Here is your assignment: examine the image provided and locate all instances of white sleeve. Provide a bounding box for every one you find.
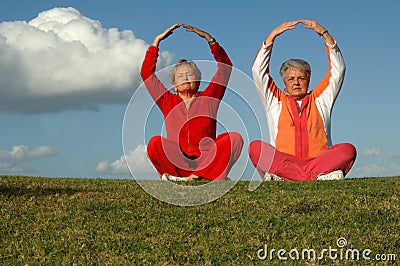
[314,42,346,109]
[251,42,281,110]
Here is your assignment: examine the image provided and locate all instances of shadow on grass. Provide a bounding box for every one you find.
[0,186,81,197]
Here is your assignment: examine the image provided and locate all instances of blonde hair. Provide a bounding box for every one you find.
[169,59,202,85]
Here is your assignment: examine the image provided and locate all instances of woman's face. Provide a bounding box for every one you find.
[283,67,310,100]
[173,65,200,95]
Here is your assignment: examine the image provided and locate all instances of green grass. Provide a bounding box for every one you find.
[0,175,399,265]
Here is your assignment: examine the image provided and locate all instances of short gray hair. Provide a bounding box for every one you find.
[279,59,311,80]
[169,59,201,85]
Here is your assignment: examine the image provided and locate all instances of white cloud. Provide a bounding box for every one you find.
[0,145,60,173]
[363,148,381,157]
[96,145,156,178]
[387,151,400,159]
[0,7,172,113]
[350,163,400,178]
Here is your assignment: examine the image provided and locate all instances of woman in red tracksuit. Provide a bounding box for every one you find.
[141,24,243,181]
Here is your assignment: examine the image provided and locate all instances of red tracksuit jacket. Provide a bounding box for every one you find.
[140,43,232,158]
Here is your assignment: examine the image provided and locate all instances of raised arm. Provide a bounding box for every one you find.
[252,21,301,104]
[151,23,181,47]
[263,20,301,45]
[181,24,215,44]
[142,23,181,81]
[181,24,231,66]
[141,24,181,110]
[300,20,345,107]
[299,19,335,45]
[182,24,232,99]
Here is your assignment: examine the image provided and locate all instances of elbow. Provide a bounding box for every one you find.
[140,65,149,80]
[251,58,264,77]
[218,61,233,77]
[339,62,346,77]
[251,64,258,77]
[252,64,264,80]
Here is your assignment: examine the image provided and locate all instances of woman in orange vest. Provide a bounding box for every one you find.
[249,19,356,181]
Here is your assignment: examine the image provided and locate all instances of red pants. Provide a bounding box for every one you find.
[147,132,243,180]
[248,140,356,181]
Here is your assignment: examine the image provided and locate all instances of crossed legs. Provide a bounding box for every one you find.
[248,140,356,181]
[147,132,243,180]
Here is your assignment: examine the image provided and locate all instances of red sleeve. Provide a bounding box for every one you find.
[140,46,171,112]
[202,42,233,99]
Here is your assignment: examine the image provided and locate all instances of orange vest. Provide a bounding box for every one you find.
[252,41,346,159]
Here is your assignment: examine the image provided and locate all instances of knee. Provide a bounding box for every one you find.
[248,140,276,163]
[248,140,268,154]
[342,143,357,159]
[334,143,357,161]
[147,136,163,157]
[248,140,263,162]
[229,132,244,147]
[219,132,244,149]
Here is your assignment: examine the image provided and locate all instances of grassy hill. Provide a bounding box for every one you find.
[0,175,399,265]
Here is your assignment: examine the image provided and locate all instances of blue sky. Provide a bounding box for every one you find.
[1,0,400,179]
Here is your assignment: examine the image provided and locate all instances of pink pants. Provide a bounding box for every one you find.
[147,132,243,180]
[248,140,356,181]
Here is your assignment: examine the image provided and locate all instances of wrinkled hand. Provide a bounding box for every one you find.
[272,20,301,36]
[181,24,213,42]
[152,23,181,47]
[299,20,326,35]
[264,20,300,44]
[299,19,335,45]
